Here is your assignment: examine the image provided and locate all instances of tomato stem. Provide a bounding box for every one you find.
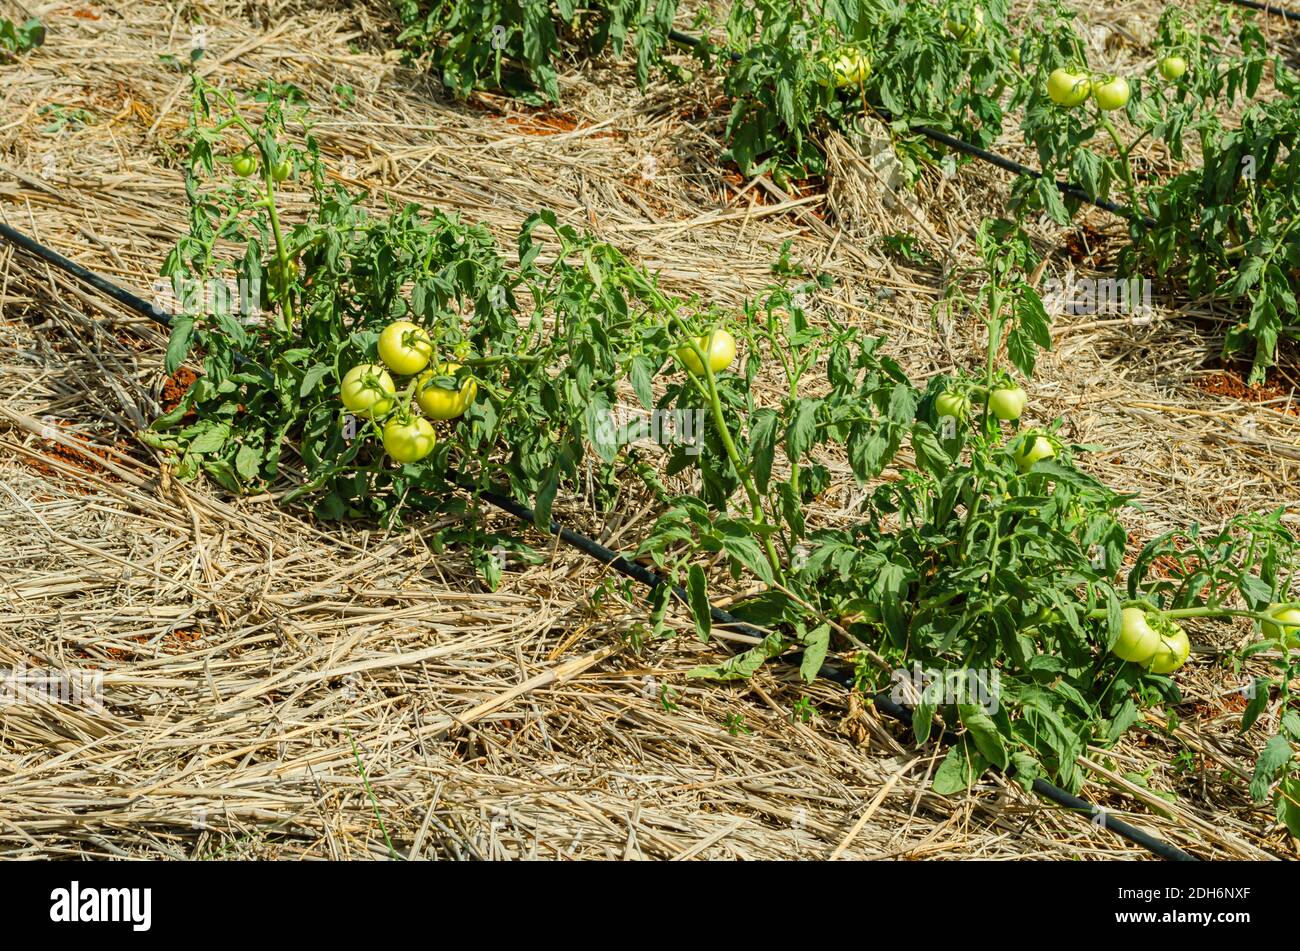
[670,314,785,584]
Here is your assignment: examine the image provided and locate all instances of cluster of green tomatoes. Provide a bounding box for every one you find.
[228,149,293,183]
[935,381,1055,471]
[1112,604,1299,676]
[338,321,478,463]
[1045,52,1187,112]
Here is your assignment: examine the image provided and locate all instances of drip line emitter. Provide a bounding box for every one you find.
[0,219,1199,860]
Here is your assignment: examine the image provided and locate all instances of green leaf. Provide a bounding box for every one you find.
[799,624,830,683]
[1241,678,1271,733]
[686,565,711,642]
[629,356,655,409]
[187,422,231,455]
[300,364,330,398]
[1250,734,1293,803]
[748,408,780,494]
[1282,711,1300,742]
[933,740,989,795]
[234,443,261,482]
[959,703,1010,771]
[584,395,618,464]
[784,397,819,462]
[688,631,785,681]
[719,532,775,585]
[164,316,195,375]
[912,699,936,746]
[1009,751,1042,792]
[1277,775,1300,838]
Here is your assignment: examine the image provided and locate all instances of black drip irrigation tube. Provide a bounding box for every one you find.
[1227,0,1300,24]
[0,219,1199,861]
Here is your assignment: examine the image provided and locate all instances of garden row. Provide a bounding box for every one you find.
[395,0,1299,381]
[131,71,1300,840]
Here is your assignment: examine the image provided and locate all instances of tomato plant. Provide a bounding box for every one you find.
[632,219,1299,805]
[144,77,684,573]
[721,0,1016,182]
[393,0,686,101]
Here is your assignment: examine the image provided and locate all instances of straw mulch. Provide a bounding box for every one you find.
[0,0,1296,859]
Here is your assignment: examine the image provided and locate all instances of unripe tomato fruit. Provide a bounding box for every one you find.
[271,158,293,182]
[936,392,970,420]
[232,152,257,177]
[340,364,396,419]
[416,363,478,419]
[1148,626,1190,674]
[946,6,984,42]
[1262,605,1300,648]
[678,329,737,375]
[1113,607,1162,664]
[1047,68,1091,107]
[1014,433,1055,471]
[383,415,436,463]
[988,385,1027,421]
[377,320,433,375]
[1158,55,1187,81]
[827,49,871,87]
[1092,75,1130,111]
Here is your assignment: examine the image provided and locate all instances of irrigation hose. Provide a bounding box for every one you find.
[0,220,1198,861]
[1226,0,1300,23]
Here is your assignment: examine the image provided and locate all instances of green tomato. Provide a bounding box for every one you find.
[231,152,257,177]
[1092,75,1130,111]
[1047,68,1091,107]
[1158,55,1187,81]
[1112,607,1162,664]
[377,320,433,376]
[271,158,293,182]
[383,415,436,463]
[1013,433,1055,471]
[945,5,984,42]
[1030,605,1063,628]
[677,329,737,375]
[988,385,1027,421]
[829,49,871,87]
[935,391,970,420]
[340,364,396,419]
[1148,626,1190,674]
[1262,605,1300,648]
[416,363,478,419]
